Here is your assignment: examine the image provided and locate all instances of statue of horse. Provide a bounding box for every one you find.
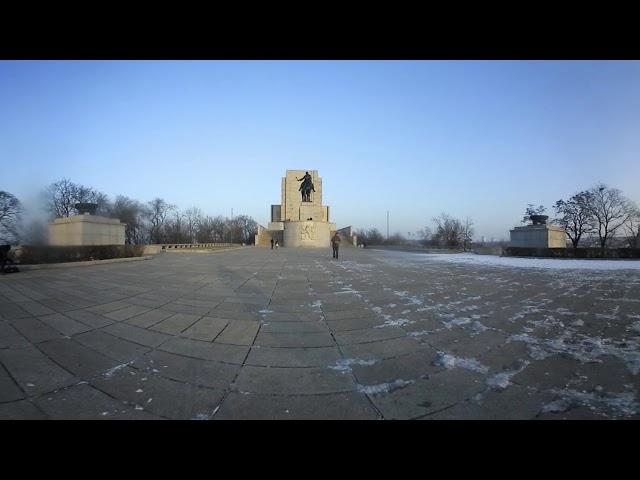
[298,173,315,202]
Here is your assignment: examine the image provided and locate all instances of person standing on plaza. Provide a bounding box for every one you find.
[271,238,274,250]
[331,232,341,259]
[275,240,279,249]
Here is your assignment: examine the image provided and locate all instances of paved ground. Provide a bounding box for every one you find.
[1,247,639,420]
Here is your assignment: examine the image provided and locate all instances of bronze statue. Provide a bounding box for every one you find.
[296,171,315,202]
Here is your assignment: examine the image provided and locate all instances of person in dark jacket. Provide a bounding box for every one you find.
[270,238,274,250]
[331,232,341,259]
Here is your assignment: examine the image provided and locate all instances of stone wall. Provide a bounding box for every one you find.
[13,244,144,264]
[49,214,126,246]
[509,224,566,248]
[283,221,331,248]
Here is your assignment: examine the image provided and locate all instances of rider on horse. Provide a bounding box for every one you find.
[296,171,315,202]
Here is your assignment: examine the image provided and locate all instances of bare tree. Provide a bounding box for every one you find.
[43,179,110,218]
[184,207,203,244]
[195,216,215,243]
[521,204,546,225]
[353,228,384,246]
[587,184,632,249]
[110,196,147,244]
[44,178,76,218]
[432,213,464,247]
[146,198,175,244]
[163,211,189,244]
[624,204,640,248]
[0,191,22,244]
[211,215,226,242]
[553,191,595,249]
[416,226,434,246]
[384,232,406,245]
[234,214,258,244]
[461,217,474,251]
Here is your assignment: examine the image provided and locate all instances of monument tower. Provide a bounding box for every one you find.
[255,170,338,247]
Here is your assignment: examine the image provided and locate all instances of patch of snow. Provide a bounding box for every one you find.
[357,379,414,395]
[408,329,431,337]
[103,362,131,378]
[375,317,414,328]
[508,332,640,375]
[486,362,529,390]
[329,358,377,373]
[378,251,640,271]
[441,317,473,329]
[433,352,489,374]
[542,389,639,417]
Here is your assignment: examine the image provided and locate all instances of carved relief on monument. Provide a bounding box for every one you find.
[300,223,317,241]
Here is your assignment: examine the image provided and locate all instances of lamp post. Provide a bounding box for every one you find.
[387,210,389,239]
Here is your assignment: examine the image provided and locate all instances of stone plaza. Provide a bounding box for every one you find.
[1,247,640,420]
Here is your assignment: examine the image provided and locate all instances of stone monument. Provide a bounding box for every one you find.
[255,170,339,248]
[48,203,126,246]
[509,215,566,248]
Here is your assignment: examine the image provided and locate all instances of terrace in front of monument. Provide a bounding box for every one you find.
[1,247,640,420]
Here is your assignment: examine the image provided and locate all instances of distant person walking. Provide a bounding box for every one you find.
[331,232,341,259]
[270,238,274,250]
[275,240,279,250]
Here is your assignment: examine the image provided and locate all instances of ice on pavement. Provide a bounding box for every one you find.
[377,251,640,271]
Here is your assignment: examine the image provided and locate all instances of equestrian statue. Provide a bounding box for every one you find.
[296,171,315,202]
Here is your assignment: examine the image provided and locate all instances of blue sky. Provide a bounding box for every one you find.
[1,60,639,240]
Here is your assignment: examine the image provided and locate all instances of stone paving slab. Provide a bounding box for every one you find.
[38,338,120,379]
[0,399,47,419]
[181,316,228,341]
[2,247,640,419]
[74,330,151,363]
[64,309,115,328]
[246,345,342,367]
[0,346,79,396]
[234,365,357,395]
[102,322,172,348]
[159,337,248,364]
[214,391,379,419]
[0,322,30,349]
[368,369,487,419]
[133,350,239,390]
[255,331,336,348]
[92,367,225,420]
[0,365,25,402]
[214,320,260,345]
[33,383,161,419]
[9,317,64,344]
[38,313,93,337]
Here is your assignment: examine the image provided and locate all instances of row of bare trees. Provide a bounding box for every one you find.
[355,213,474,249]
[527,183,639,248]
[0,179,258,245]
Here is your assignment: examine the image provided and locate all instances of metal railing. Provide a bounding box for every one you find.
[160,243,241,250]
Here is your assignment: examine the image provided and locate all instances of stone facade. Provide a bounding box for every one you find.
[509,224,567,248]
[49,214,126,246]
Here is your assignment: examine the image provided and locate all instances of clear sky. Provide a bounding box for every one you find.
[1,60,639,240]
